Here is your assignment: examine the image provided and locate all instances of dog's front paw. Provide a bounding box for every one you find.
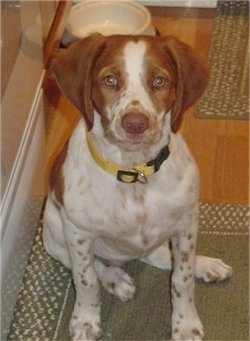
[196,255,233,282]
[172,317,204,341]
[102,267,136,302]
[70,320,103,341]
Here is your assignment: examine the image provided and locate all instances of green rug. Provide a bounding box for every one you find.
[195,1,249,120]
[8,203,249,341]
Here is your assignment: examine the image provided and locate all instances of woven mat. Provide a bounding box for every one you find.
[195,1,249,120]
[8,202,249,341]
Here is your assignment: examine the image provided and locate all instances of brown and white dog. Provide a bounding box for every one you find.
[43,35,232,340]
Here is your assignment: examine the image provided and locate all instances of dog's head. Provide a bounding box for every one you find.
[51,34,208,149]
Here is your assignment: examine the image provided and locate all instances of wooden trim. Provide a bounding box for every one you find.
[43,1,71,117]
[43,0,71,68]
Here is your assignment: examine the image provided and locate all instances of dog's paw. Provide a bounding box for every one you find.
[70,321,103,341]
[196,255,233,282]
[172,317,204,341]
[102,267,136,301]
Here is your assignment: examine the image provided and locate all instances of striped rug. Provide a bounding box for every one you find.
[8,201,249,340]
[195,1,249,120]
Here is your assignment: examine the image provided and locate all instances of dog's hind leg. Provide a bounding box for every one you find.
[94,259,136,301]
[141,243,233,282]
[141,242,172,270]
[195,255,233,282]
[43,193,72,269]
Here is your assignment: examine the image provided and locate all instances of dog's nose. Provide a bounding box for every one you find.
[121,113,149,135]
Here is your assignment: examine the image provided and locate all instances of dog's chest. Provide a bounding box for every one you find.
[63,156,192,257]
[66,172,172,231]
[62,122,198,258]
[65,175,177,257]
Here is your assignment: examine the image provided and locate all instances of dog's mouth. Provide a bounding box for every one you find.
[101,109,167,151]
[107,125,163,152]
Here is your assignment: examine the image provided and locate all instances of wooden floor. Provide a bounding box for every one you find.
[150,7,249,204]
[46,7,249,204]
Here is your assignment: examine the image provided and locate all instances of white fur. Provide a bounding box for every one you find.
[43,39,232,341]
[122,41,155,112]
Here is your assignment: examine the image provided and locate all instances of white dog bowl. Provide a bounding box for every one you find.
[62,0,155,45]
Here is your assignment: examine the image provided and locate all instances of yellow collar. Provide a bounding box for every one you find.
[86,132,170,184]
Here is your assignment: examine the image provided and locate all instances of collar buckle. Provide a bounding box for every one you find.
[116,169,148,184]
[133,168,148,184]
[117,170,139,183]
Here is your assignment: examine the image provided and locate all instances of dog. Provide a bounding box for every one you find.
[43,34,233,340]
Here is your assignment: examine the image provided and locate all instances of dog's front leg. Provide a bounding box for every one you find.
[170,225,203,341]
[62,214,103,341]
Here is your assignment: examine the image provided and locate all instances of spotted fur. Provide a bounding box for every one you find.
[43,35,232,340]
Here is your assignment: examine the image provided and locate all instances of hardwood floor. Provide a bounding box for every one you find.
[150,7,249,204]
[46,7,249,204]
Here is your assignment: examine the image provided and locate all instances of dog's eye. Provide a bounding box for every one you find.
[104,75,118,87]
[152,76,166,89]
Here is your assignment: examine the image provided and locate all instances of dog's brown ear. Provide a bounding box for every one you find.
[159,36,209,132]
[50,34,105,130]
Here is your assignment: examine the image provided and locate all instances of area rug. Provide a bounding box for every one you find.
[195,1,249,120]
[8,203,249,341]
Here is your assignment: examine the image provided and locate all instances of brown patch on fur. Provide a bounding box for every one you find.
[131,100,140,106]
[50,141,69,205]
[81,279,88,286]
[206,271,222,282]
[141,233,149,246]
[181,251,189,262]
[50,34,106,130]
[158,36,209,131]
[108,282,116,290]
[192,329,202,336]
[183,276,188,282]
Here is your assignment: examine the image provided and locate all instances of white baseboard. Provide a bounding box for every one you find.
[1,84,46,340]
[138,0,217,7]
[73,1,218,8]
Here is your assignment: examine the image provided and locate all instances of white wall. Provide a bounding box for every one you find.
[1,85,46,340]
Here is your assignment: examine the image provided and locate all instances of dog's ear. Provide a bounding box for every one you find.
[50,34,105,130]
[159,36,209,132]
